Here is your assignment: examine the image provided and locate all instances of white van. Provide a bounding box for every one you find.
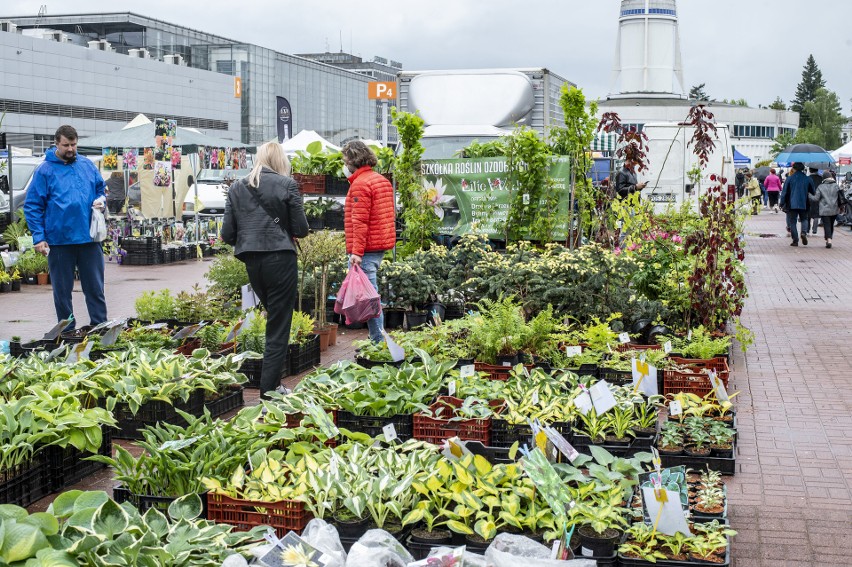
[639,122,734,209]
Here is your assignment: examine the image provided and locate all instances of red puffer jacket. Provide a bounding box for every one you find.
[345,166,396,255]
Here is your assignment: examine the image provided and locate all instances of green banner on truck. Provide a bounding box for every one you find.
[420,157,572,240]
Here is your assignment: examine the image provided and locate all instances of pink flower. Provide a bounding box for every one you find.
[614,247,622,255]
[672,235,683,244]
[628,243,640,251]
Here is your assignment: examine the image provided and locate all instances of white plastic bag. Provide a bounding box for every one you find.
[90,197,107,242]
[345,529,413,567]
[301,519,347,567]
[485,534,597,567]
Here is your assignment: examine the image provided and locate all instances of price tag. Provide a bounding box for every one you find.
[225,319,244,342]
[447,380,456,397]
[382,329,406,362]
[100,324,123,347]
[43,317,74,341]
[502,361,512,367]
[545,426,581,463]
[565,345,583,357]
[383,423,398,442]
[632,358,658,396]
[618,332,631,344]
[532,390,540,405]
[617,220,624,229]
[663,341,673,354]
[574,391,593,415]
[669,400,683,417]
[589,380,618,415]
[173,323,204,341]
[523,193,530,205]
[687,329,693,341]
[46,344,67,362]
[459,364,475,378]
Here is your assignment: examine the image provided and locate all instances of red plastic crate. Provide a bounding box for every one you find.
[616,343,662,353]
[663,358,730,397]
[413,396,503,445]
[293,174,326,194]
[207,492,312,537]
[473,362,534,381]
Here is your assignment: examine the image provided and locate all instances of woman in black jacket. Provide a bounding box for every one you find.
[221,142,309,396]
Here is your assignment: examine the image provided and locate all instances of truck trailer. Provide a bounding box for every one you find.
[397,68,574,159]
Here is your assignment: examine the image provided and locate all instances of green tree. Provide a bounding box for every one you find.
[794,88,845,149]
[770,132,795,158]
[791,55,826,127]
[769,97,787,111]
[689,83,709,101]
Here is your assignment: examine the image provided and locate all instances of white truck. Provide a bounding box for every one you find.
[639,122,735,208]
[396,68,573,159]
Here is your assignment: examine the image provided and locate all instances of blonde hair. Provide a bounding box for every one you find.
[247,142,291,188]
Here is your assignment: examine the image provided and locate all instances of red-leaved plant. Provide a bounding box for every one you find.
[682,105,747,330]
[597,112,650,172]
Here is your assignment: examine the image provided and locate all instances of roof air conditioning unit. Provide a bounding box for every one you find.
[163,54,185,65]
[0,21,18,33]
[128,48,151,59]
[44,31,68,43]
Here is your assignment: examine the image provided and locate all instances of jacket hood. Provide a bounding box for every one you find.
[45,147,74,165]
[821,177,837,184]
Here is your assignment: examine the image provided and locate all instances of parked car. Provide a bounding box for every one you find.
[0,156,43,220]
[182,168,250,221]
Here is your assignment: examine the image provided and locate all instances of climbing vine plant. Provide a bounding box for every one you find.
[502,127,557,243]
[392,108,438,255]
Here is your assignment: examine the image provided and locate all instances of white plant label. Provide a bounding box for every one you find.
[574,391,594,415]
[565,345,583,357]
[631,358,658,397]
[708,371,730,402]
[382,329,406,362]
[545,427,581,463]
[448,380,457,397]
[502,361,512,367]
[687,329,693,341]
[618,332,631,344]
[100,325,123,347]
[383,423,398,442]
[589,380,618,415]
[663,341,673,354]
[523,193,530,205]
[669,400,683,417]
[642,487,692,537]
[532,390,540,405]
[459,364,475,378]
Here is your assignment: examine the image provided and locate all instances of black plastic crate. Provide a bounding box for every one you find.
[289,334,321,375]
[0,453,50,507]
[597,367,633,386]
[204,387,245,418]
[571,436,654,459]
[46,424,113,491]
[324,209,345,230]
[336,411,413,441]
[20,338,61,357]
[490,419,572,449]
[113,485,208,518]
[463,441,517,465]
[9,340,23,357]
[113,389,206,440]
[659,449,736,476]
[237,357,263,388]
[325,177,350,196]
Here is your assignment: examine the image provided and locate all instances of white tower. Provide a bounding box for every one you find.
[611,0,685,95]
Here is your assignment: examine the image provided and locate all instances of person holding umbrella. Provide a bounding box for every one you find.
[779,162,817,246]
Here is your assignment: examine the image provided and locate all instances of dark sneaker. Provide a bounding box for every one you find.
[801,233,808,245]
[790,241,798,247]
[827,242,832,249]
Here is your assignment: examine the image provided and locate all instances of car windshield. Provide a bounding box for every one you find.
[0,161,38,192]
[196,169,251,183]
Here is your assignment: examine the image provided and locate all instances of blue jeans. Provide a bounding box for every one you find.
[358,252,385,343]
[47,243,107,330]
[786,210,809,243]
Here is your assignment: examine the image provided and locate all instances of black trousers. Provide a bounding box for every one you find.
[242,250,298,396]
[822,215,837,240]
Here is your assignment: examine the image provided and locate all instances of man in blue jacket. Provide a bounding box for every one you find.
[779,162,816,247]
[24,125,108,329]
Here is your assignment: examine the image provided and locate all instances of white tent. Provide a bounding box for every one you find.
[280,130,340,154]
[831,140,852,160]
[358,139,385,148]
[123,113,152,130]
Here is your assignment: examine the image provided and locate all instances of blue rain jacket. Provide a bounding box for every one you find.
[24,148,106,245]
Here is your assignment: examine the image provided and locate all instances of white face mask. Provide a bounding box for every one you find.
[342,164,353,177]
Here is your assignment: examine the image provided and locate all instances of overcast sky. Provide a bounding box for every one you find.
[5,0,852,112]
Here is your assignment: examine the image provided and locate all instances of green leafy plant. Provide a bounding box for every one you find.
[204,248,249,300]
[135,289,177,321]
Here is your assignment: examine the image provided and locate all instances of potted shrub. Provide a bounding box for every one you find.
[303,197,334,230]
[657,421,684,456]
[572,490,628,557]
[379,260,437,329]
[684,417,712,457]
[16,249,42,284]
[0,270,10,293]
[291,141,329,194]
[9,268,22,291]
[299,230,346,350]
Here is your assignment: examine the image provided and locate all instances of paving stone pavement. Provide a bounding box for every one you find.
[726,210,852,566]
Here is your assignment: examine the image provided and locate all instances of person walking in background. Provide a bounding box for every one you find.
[105,171,126,214]
[735,168,746,198]
[780,162,816,246]
[809,171,844,248]
[807,167,824,234]
[24,125,108,331]
[221,142,308,397]
[343,140,396,343]
[764,168,783,213]
[745,170,762,214]
[615,159,648,199]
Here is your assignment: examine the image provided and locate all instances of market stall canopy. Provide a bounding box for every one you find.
[830,140,852,164]
[590,132,618,152]
[78,123,250,153]
[123,113,152,130]
[733,148,751,166]
[281,130,340,154]
[359,139,384,148]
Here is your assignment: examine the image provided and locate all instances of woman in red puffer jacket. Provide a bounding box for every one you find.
[342,141,396,342]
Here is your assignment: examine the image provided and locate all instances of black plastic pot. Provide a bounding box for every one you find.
[657,445,684,456]
[333,516,370,539]
[406,311,428,329]
[307,216,324,230]
[455,358,475,368]
[11,280,21,291]
[495,353,519,367]
[0,282,10,293]
[384,308,405,330]
[684,445,712,458]
[424,302,446,325]
[409,528,452,546]
[577,526,620,558]
[711,444,734,458]
[646,324,672,345]
[631,319,652,342]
